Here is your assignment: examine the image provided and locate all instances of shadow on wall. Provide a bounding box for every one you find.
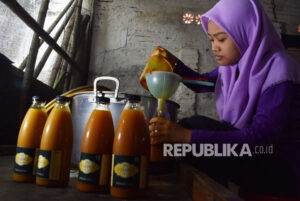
[0,53,59,145]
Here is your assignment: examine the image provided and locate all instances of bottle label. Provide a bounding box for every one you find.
[111,155,147,189]
[78,153,111,185]
[14,147,39,175]
[78,152,100,184]
[36,150,62,180]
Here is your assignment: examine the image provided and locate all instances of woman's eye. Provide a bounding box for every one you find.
[209,39,214,42]
[219,38,226,42]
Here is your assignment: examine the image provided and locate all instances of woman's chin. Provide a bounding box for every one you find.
[217,60,227,66]
[217,60,238,66]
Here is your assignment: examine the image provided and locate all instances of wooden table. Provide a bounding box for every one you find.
[0,155,191,201]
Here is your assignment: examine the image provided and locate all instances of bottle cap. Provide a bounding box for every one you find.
[32,96,45,102]
[126,94,141,102]
[96,96,110,104]
[56,96,70,102]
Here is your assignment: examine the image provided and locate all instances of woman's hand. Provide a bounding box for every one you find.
[149,117,192,145]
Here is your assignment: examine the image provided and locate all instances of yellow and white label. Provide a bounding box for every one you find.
[111,154,147,189]
[114,162,139,178]
[37,155,49,169]
[14,147,37,175]
[36,150,62,180]
[79,159,100,174]
[15,153,33,166]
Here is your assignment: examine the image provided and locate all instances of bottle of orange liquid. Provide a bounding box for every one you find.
[149,111,171,174]
[36,96,73,187]
[110,95,150,199]
[77,96,114,193]
[13,96,47,183]
[151,144,169,162]
[149,143,173,175]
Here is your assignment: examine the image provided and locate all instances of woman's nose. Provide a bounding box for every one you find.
[212,43,220,52]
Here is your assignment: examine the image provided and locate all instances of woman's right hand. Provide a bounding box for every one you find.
[149,117,192,145]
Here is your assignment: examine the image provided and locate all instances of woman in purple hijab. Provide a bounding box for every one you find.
[149,0,300,198]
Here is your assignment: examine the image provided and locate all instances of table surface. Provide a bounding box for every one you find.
[0,155,191,201]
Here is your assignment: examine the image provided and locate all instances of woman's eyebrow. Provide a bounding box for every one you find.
[208,32,227,37]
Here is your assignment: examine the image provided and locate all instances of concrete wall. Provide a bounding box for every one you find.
[88,0,300,120]
[89,0,219,120]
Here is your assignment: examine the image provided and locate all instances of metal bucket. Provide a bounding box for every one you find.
[70,76,179,167]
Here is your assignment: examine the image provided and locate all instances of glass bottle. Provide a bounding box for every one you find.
[36,96,73,187]
[13,96,47,182]
[110,95,150,199]
[77,96,114,193]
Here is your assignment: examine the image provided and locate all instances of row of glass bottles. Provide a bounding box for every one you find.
[13,96,73,187]
[13,94,150,199]
[77,95,150,199]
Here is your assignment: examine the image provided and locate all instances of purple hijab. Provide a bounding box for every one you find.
[201,0,300,129]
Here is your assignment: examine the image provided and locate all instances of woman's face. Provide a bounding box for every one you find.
[208,20,241,66]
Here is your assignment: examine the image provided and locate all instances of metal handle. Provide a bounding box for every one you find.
[93,76,120,99]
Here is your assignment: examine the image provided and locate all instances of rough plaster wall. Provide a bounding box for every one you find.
[266,0,300,35]
[89,0,220,120]
[88,0,300,120]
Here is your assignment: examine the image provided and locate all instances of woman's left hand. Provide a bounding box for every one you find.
[149,117,192,145]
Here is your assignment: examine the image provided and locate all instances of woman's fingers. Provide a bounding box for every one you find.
[149,123,165,132]
[149,117,174,144]
[150,131,165,138]
[149,117,167,124]
[149,123,168,144]
[149,117,170,132]
[149,118,191,143]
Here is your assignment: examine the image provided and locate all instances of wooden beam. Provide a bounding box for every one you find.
[64,0,82,91]
[18,0,75,70]
[23,0,49,88]
[17,0,49,123]
[69,14,90,88]
[33,0,78,78]
[45,0,75,37]
[0,0,82,73]
[82,0,95,86]
[48,14,76,88]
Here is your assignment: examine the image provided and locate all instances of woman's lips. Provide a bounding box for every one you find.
[215,55,223,60]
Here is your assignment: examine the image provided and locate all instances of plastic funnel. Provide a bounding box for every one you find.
[145,71,214,117]
[146,71,181,100]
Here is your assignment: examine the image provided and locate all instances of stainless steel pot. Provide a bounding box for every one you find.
[70,76,179,167]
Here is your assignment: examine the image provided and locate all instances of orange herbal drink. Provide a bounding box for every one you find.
[13,96,47,183]
[110,95,150,199]
[36,96,73,187]
[77,96,114,193]
[150,145,169,162]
